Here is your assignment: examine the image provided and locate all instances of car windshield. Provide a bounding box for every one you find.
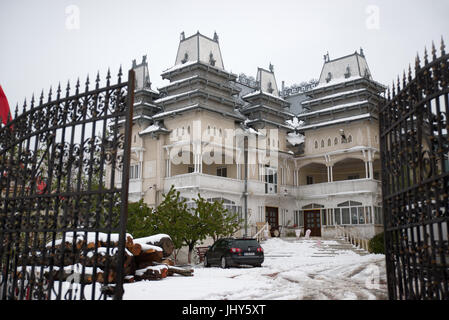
[232,239,259,247]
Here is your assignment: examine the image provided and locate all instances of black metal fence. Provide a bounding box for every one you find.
[379,39,449,299]
[0,68,135,300]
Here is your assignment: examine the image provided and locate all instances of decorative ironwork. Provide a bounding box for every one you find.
[0,68,135,300]
[281,79,319,97]
[379,38,449,300]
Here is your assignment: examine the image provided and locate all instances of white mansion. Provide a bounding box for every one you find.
[117,31,386,240]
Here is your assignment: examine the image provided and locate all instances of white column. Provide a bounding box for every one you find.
[330,165,334,182]
[369,161,374,180]
[365,161,369,179]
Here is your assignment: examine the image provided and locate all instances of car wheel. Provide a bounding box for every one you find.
[204,256,210,268]
[220,256,228,269]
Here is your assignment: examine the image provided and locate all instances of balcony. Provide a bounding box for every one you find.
[297,179,381,200]
[164,173,245,195]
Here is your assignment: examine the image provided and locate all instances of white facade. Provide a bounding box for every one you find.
[119,33,386,241]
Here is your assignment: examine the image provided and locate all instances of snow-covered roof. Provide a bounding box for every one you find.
[318,51,372,85]
[161,60,197,75]
[157,76,199,90]
[297,100,371,119]
[151,103,246,121]
[139,123,170,136]
[242,90,288,105]
[298,113,376,131]
[302,89,367,105]
[154,89,199,104]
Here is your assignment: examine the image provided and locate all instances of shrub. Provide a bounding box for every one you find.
[368,232,385,254]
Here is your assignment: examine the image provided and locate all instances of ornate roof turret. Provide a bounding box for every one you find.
[240,65,293,130]
[172,31,224,71]
[131,55,161,121]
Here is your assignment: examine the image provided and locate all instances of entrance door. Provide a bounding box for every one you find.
[304,210,321,237]
[265,207,279,237]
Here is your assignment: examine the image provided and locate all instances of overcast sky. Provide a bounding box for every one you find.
[1,0,448,110]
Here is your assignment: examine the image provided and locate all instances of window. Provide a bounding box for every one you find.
[258,207,265,223]
[306,176,314,185]
[328,138,331,147]
[326,72,332,83]
[334,137,339,145]
[344,66,351,78]
[209,52,216,66]
[315,141,318,149]
[181,52,188,64]
[374,206,383,225]
[188,166,194,173]
[374,171,380,180]
[321,140,325,148]
[334,201,368,226]
[129,163,141,180]
[294,210,304,227]
[265,167,278,194]
[207,197,242,220]
[342,208,350,224]
[217,167,227,177]
[347,135,353,143]
[334,208,341,225]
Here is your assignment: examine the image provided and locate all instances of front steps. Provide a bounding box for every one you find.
[262,237,370,257]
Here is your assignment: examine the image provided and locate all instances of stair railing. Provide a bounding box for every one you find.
[253,222,270,242]
[335,225,370,252]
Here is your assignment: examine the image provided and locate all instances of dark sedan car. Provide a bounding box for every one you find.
[204,238,264,268]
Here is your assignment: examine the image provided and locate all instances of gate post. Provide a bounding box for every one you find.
[114,69,135,300]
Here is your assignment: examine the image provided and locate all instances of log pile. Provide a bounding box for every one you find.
[15,233,193,285]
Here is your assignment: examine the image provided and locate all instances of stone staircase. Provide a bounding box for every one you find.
[313,238,370,257]
[264,237,370,258]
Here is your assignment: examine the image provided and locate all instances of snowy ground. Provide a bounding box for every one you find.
[123,238,388,300]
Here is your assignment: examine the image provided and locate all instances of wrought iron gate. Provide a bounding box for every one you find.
[0,68,135,300]
[379,40,449,299]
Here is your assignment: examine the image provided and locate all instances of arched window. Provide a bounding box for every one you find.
[348,135,352,143]
[187,126,190,134]
[334,137,338,145]
[321,140,325,148]
[207,126,210,135]
[315,141,318,149]
[328,138,331,147]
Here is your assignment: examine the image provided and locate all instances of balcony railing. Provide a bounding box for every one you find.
[297,179,381,199]
[164,173,245,195]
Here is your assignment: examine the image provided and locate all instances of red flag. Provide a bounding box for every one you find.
[0,85,12,125]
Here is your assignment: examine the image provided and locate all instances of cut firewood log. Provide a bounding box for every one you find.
[135,250,163,270]
[134,265,168,281]
[129,243,142,256]
[151,262,194,277]
[161,258,174,266]
[134,234,174,258]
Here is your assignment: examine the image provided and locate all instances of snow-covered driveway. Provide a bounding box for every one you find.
[123,238,388,300]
